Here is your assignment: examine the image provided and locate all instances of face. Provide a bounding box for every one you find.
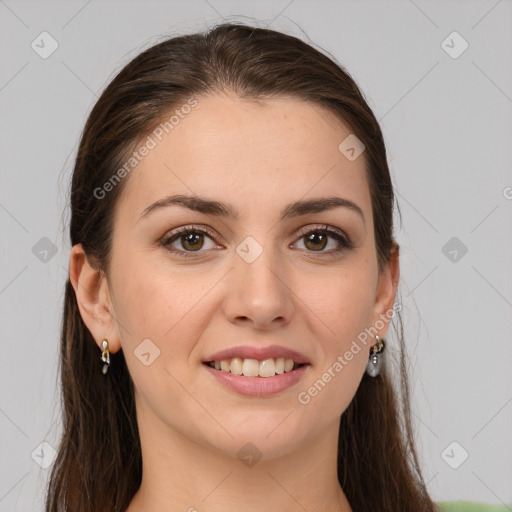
[76,92,398,460]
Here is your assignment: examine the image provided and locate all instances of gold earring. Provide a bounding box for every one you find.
[100,339,110,375]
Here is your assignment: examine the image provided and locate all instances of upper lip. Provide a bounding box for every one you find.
[203,345,310,365]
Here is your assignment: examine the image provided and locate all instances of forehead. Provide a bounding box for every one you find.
[115,93,371,226]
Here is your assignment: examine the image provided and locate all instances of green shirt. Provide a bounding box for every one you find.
[437,502,511,511]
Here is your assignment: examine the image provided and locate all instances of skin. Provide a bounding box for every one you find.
[70,91,399,512]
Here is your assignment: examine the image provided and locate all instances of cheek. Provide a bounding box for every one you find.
[298,327,369,424]
[300,265,376,343]
[295,264,375,404]
[113,268,212,411]
[298,278,372,421]
[112,258,220,360]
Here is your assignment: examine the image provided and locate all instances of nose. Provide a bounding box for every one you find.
[222,246,295,330]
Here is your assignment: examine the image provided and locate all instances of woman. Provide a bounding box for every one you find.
[45,22,505,512]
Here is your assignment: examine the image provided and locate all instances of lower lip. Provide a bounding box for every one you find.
[202,363,310,397]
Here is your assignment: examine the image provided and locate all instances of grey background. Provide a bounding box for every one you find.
[1,0,511,510]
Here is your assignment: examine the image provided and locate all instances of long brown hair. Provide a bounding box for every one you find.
[46,22,439,512]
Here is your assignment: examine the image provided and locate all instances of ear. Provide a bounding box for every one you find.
[371,242,400,339]
[69,243,122,354]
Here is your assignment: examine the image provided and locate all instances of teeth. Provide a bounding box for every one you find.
[207,357,301,377]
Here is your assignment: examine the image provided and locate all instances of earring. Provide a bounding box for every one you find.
[100,339,110,375]
[365,335,385,377]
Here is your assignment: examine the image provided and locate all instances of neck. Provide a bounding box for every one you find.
[126,401,352,512]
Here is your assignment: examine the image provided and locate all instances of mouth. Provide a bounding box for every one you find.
[202,357,311,397]
[202,357,309,378]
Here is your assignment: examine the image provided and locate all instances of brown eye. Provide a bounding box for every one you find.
[294,226,353,256]
[180,232,205,251]
[161,225,219,258]
[304,232,328,251]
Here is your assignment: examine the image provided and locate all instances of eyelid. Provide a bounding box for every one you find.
[294,224,349,242]
[163,224,221,243]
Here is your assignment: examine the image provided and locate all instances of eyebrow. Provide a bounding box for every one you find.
[138,194,365,226]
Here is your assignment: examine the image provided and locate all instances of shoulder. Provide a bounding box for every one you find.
[437,501,512,512]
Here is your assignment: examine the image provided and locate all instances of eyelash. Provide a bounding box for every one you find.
[160,224,353,259]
